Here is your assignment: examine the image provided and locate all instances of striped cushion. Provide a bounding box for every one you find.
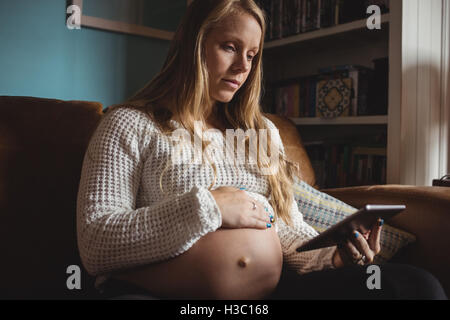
[293,178,416,263]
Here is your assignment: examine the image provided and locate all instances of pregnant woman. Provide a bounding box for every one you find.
[76,0,446,300]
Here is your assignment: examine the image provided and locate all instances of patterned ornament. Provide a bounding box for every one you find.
[316,78,352,119]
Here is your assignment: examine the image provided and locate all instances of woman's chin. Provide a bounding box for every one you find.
[212,91,238,103]
[215,97,234,103]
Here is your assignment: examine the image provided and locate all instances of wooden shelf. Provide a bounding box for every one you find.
[290,116,388,126]
[265,14,390,50]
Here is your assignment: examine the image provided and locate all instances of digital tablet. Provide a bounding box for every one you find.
[296,204,406,252]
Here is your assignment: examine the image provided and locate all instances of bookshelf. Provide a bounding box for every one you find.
[260,3,392,189]
[265,13,390,50]
[291,115,388,126]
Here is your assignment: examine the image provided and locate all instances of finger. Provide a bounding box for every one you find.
[338,239,361,263]
[368,218,383,254]
[352,231,375,263]
[337,240,359,265]
[362,231,371,240]
[261,206,274,223]
[250,217,272,230]
[253,211,272,225]
[344,239,361,261]
[218,186,240,191]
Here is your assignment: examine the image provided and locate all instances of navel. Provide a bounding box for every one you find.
[237,256,250,268]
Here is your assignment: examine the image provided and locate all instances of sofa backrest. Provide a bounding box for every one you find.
[0,96,103,299]
[264,113,316,187]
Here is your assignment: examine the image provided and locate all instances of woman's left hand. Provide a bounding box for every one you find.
[332,218,384,267]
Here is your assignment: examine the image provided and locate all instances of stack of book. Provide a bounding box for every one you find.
[304,139,387,188]
[274,76,318,117]
[255,0,390,41]
[273,62,388,118]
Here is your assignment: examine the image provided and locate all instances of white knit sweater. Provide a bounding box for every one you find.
[76,106,336,286]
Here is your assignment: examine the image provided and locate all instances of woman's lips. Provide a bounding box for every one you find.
[222,79,239,89]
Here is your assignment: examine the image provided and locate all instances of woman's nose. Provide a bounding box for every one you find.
[232,54,251,73]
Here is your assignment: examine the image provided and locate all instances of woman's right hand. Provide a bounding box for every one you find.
[210,187,273,230]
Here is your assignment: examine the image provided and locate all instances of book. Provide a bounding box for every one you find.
[302,0,321,32]
[257,0,274,41]
[271,0,283,39]
[308,77,317,117]
[282,0,302,37]
[304,140,387,188]
[274,83,300,117]
[352,146,387,156]
[298,78,307,117]
[304,78,310,117]
[320,0,337,28]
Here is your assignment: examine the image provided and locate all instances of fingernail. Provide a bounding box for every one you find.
[239,187,246,190]
[379,219,384,227]
[266,223,272,228]
[354,231,359,238]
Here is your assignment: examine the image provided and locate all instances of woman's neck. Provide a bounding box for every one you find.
[206,115,227,131]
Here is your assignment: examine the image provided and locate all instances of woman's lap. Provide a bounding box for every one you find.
[268,263,447,300]
[101,263,447,300]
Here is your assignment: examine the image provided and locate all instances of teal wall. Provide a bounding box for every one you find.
[0,0,184,109]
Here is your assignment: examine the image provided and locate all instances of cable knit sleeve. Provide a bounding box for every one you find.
[263,116,337,274]
[76,107,222,276]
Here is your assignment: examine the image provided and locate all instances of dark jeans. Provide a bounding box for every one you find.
[268,263,447,300]
[101,263,447,300]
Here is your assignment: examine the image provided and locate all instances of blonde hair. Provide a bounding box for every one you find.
[107,0,298,225]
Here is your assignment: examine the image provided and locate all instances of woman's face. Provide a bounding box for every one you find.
[204,12,262,106]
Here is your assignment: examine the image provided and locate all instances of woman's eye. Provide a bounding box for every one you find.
[224,45,235,52]
[224,45,254,61]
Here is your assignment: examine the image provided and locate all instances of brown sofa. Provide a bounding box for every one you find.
[1,96,449,299]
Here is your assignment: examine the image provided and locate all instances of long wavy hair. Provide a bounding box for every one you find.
[106,0,298,225]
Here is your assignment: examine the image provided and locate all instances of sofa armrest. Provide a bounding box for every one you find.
[322,184,450,232]
[322,184,450,295]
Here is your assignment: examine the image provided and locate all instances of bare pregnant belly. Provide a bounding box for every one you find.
[112,227,283,299]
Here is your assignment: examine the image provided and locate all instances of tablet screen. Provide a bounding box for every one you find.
[296,204,406,252]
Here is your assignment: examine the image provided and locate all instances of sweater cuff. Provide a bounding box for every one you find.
[321,246,337,270]
[193,186,222,232]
